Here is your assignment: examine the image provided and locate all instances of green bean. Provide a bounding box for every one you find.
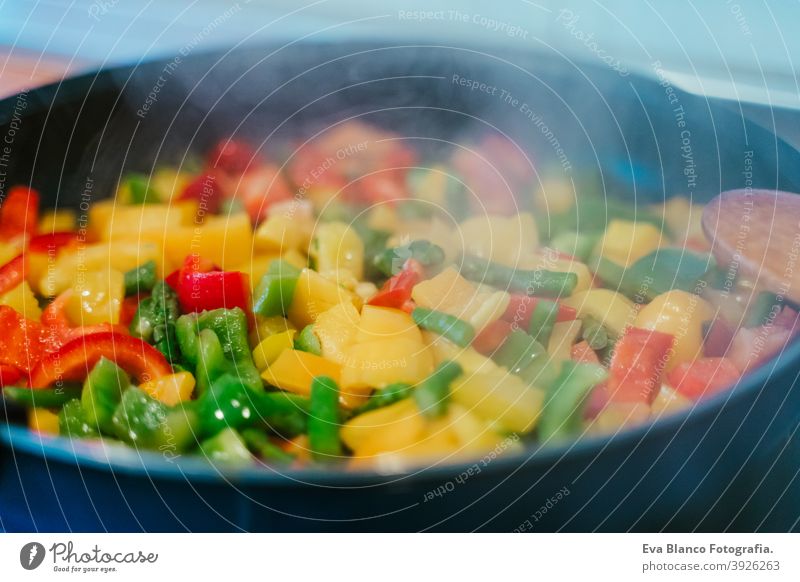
[308,376,342,460]
[528,299,559,346]
[240,428,295,464]
[413,361,463,419]
[745,291,781,328]
[354,382,413,415]
[460,255,577,297]
[123,260,157,296]
[411,307,475,347]
[581,317,609,350]
[3,385,82,408]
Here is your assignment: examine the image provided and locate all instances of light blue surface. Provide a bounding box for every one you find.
[0,1,798,109]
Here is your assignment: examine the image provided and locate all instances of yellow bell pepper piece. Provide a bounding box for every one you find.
[451,370,545,433]
[310,221,364,280]
[281,249,308,270]
[425,332,500,375]
[468,290,510,332]
[563,289,637,337]
[589,402,650,435]
[411,266,485,321]
[340,338,434,392]
[41,241,162,297]
[254,206,314,254]
[65,269,124,325]
[0,281,42,320]
[458,213,539,267]
[28,408,60,435]
[0,241,21,267]
[635,289,714,370]
[658,196,705,245]
[140,372,195,406]
[252,330,296,371]
[151,167,193,202]
[162,212,252,271]
[651,385,691,417]
[595,219,663,266]
[533,177,575,214]
[547,320,583,362]
[38,208,76,232]
[446,403,508,455]
[91,201,196,242]
[288,268,360,328]
[249,315,295,347]
[355,305,422,344]
[315,302,360,365]
[367,205,398,232]
[342,399,425,454]
[261,349,342,397]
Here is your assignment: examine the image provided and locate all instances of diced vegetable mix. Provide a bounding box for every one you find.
[0,121,795,471]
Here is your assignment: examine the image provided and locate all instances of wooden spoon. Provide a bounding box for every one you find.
[703,189,800,303]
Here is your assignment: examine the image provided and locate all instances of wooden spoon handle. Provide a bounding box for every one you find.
[703,189,800,303]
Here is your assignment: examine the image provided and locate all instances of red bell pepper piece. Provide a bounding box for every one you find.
[348,173,408,206]
[571,340,601,364]
[178,268,251,316]
[607,327,674,404]
[28,231,78,254]
[0,306,51,373]
[0,364,23,387]
[501,294,577,329]
[367,259,423,309]
[207,138,257,175]
[179,173,223,215]
[703,317,736,358]
[472,319,514,355]
[0,185,39,239]
[288,143,347,189]
[667,357,740,400]
[233,164,294,224]
[29,332,172,388]
[0,254,25,295]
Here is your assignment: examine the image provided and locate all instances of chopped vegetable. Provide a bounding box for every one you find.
[413,360,462,419]
[460,255,578,297]
[607,327,674,403]
[411,307,475,347]
[308,376,343,460]
[123,260,157,296]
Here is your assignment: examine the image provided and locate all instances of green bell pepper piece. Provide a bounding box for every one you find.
[129,280,182,364]
[124,173,158,204]
[176,307,262,395]
[59,399,99,438]
[196,374,309,439]
[81,358,130,435]
[123,260,157,296]
[294,324,322,355]
[253,260,301,317]
[110,387,198,452]
[198,428,252,465]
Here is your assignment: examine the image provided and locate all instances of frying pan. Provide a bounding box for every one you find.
[1,43,800,532]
